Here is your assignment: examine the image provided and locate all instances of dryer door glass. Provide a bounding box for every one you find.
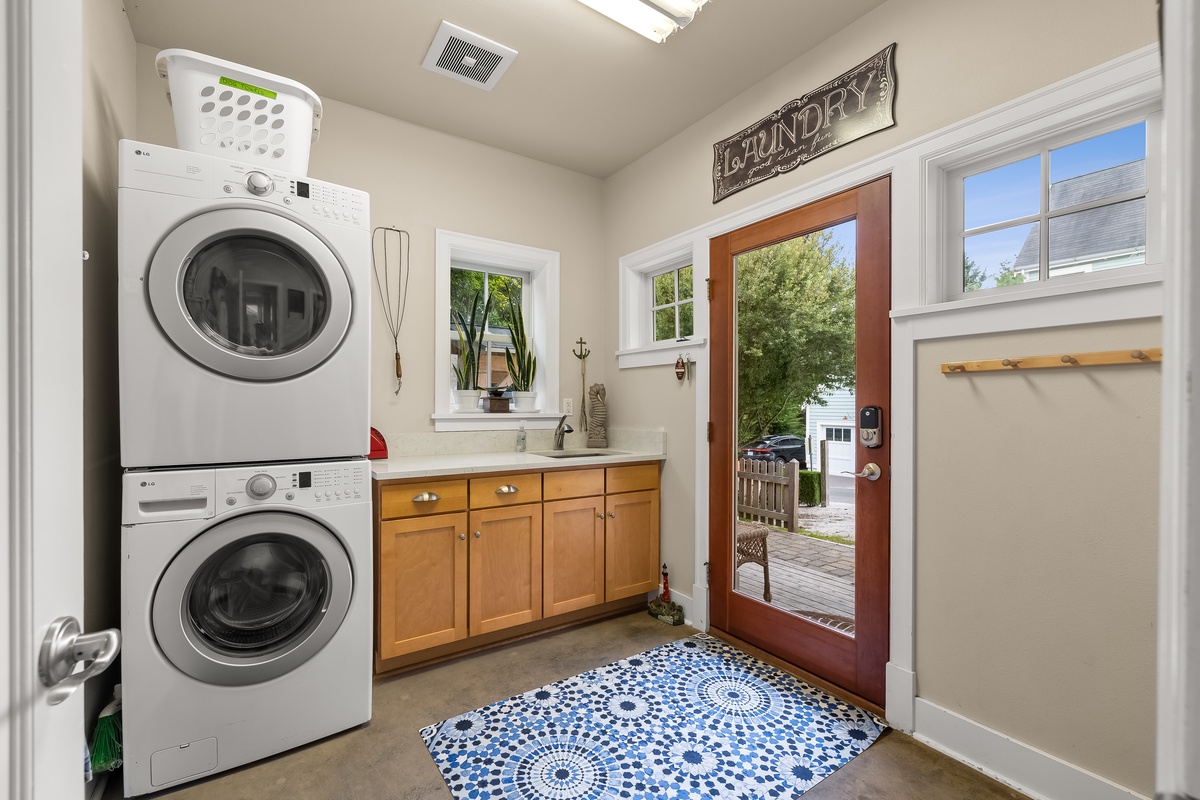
[182,236,329,358]
[187,534,329,655]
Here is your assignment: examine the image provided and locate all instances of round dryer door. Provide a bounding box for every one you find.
[147,208,353,381]
[152,511,354,686]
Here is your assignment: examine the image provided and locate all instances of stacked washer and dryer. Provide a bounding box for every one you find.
[118,51,373,797]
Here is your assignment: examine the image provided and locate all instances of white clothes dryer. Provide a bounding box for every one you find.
[120,459,372,796]
[118,139,370,468]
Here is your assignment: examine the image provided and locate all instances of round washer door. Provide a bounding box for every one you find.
[147,208,352,381]
[152,511,353,686]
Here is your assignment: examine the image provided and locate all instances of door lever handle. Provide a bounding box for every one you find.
[841,463,882,481]
[39,617,121,706]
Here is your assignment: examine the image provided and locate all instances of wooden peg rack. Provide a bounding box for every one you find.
[942,348,1161,374]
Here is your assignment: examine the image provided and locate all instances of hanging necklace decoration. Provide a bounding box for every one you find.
[372,227,410,395]
[573,337,591,432]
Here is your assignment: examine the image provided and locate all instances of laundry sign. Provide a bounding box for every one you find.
[712,43,897,203]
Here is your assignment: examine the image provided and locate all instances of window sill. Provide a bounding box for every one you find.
[617,337,707,369]
[432,411,566,432]
[892,267,1163,320]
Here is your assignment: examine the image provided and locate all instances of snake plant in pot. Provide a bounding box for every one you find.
[452,291,493,411]
[505,297,538,411]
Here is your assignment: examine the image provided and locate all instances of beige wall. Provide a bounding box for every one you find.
[598,0,1159,795]
[134,44,606,448]
[82,0,137,725]
[915,319,1161,793]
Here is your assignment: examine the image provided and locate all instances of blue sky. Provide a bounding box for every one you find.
[961,121,1145,288]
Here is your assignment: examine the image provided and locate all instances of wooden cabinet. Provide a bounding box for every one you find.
[375,461,660,670]
[468,503,542,635]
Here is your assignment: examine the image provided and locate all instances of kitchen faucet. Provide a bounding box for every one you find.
[554,415,573,450]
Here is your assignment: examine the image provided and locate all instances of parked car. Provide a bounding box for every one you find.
[739,435,807,468]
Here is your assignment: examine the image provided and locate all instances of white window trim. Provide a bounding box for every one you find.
[617,239,707,368]
[944,107,1161,302]
[433,229,561,431]
[920,57,1163,310]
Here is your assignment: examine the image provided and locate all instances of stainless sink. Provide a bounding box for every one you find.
[532,449,629,459]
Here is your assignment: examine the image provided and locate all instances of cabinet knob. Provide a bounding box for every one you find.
[474,531,481,538]
[608,512,615,518]
[597,513,604,519]
[459,533,466,540]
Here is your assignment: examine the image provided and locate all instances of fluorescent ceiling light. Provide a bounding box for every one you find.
[575,0,712,43]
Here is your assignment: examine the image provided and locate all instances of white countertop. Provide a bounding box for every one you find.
[370,449,665,480]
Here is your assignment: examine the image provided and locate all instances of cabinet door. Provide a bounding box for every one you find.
[469,504,543,635]
[543,496,605,617]
[378,512,468,659]
[605,490,660,601]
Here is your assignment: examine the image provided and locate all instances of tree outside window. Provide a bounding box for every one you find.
[450,266,524,390]
[652,265,694,342]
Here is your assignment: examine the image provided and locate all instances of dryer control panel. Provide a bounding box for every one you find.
[122,459,370,524]
[118,139,370,230]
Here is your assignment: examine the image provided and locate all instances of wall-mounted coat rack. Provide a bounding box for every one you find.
[942,348,1161,374]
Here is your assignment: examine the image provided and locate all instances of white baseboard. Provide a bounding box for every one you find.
[885,662,915,732]
[914,698,1149,800]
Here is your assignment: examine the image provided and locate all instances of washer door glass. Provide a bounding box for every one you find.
[153,512,354,686]
[182,236,329,359]
[148,208,353,381]
[187,535,328,655]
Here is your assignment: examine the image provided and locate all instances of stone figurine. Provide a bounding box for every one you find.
[587,383,607,448]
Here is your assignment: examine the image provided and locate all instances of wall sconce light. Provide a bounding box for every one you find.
[574,0,713,43]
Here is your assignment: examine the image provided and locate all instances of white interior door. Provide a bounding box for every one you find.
[2,2,98,798]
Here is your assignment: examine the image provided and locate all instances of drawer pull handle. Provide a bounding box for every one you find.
[495,484,520,495]
[412,492,440,503]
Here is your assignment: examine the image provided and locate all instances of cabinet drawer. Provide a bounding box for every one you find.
[543,468,604,501]
[606,464,659,494]
[379,479,468,519]
[470,473,542,509]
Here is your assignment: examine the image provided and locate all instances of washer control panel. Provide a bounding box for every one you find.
[121,459,370,524]
[218,460,369,510]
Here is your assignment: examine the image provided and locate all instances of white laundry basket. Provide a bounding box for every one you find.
[156,49,323,174]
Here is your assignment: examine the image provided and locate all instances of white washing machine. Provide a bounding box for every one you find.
[120,459,372,796]
[118,139,370,468]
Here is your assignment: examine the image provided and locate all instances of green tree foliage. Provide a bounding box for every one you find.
[963,254,986,292]
[737,231,855,444]
[994,260,1026,287]
[653,266,693,341]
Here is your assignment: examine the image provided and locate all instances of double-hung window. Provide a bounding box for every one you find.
[449,265,525,393]
[948,111,1160,299]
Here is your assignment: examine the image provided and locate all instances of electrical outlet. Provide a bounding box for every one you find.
[563,398,574,416]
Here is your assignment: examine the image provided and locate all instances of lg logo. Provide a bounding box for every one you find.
[133,149,150,157]
[139,480,156,487]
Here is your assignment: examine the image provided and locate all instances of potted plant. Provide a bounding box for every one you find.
[505,297,538,411]
[452,291,493,411]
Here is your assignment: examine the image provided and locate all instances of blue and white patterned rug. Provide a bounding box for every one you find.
[420,633,884,799]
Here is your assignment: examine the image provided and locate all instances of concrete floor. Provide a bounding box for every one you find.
[107,612,1029,800]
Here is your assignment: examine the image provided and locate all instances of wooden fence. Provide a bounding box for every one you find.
[736,458,799,532]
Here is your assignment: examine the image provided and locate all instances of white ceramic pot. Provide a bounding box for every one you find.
[511,391,539,412]
[453,389,480,411]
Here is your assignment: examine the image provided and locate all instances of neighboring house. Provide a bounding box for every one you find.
[1013,159,1147,281]
[803,386,856,476]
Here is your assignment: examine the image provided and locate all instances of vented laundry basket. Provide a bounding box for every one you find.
[156,49,323,174]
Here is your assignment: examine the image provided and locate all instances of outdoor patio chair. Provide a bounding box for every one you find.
[735,523,772,603]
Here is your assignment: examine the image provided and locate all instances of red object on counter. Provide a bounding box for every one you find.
[368,427,388,460]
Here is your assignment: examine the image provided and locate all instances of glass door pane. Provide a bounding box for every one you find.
[732,219,858,635]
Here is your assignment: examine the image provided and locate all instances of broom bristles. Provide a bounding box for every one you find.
[90,709,122,772]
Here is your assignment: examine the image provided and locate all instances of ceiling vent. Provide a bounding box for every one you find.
[421,21,517,91]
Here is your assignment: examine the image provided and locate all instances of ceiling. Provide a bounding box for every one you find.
[123,0,887,178]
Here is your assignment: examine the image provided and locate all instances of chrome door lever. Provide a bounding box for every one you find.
[38,617,121,706]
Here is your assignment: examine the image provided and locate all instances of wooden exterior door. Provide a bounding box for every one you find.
[469,504,543,635]
[709,177,891,707]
